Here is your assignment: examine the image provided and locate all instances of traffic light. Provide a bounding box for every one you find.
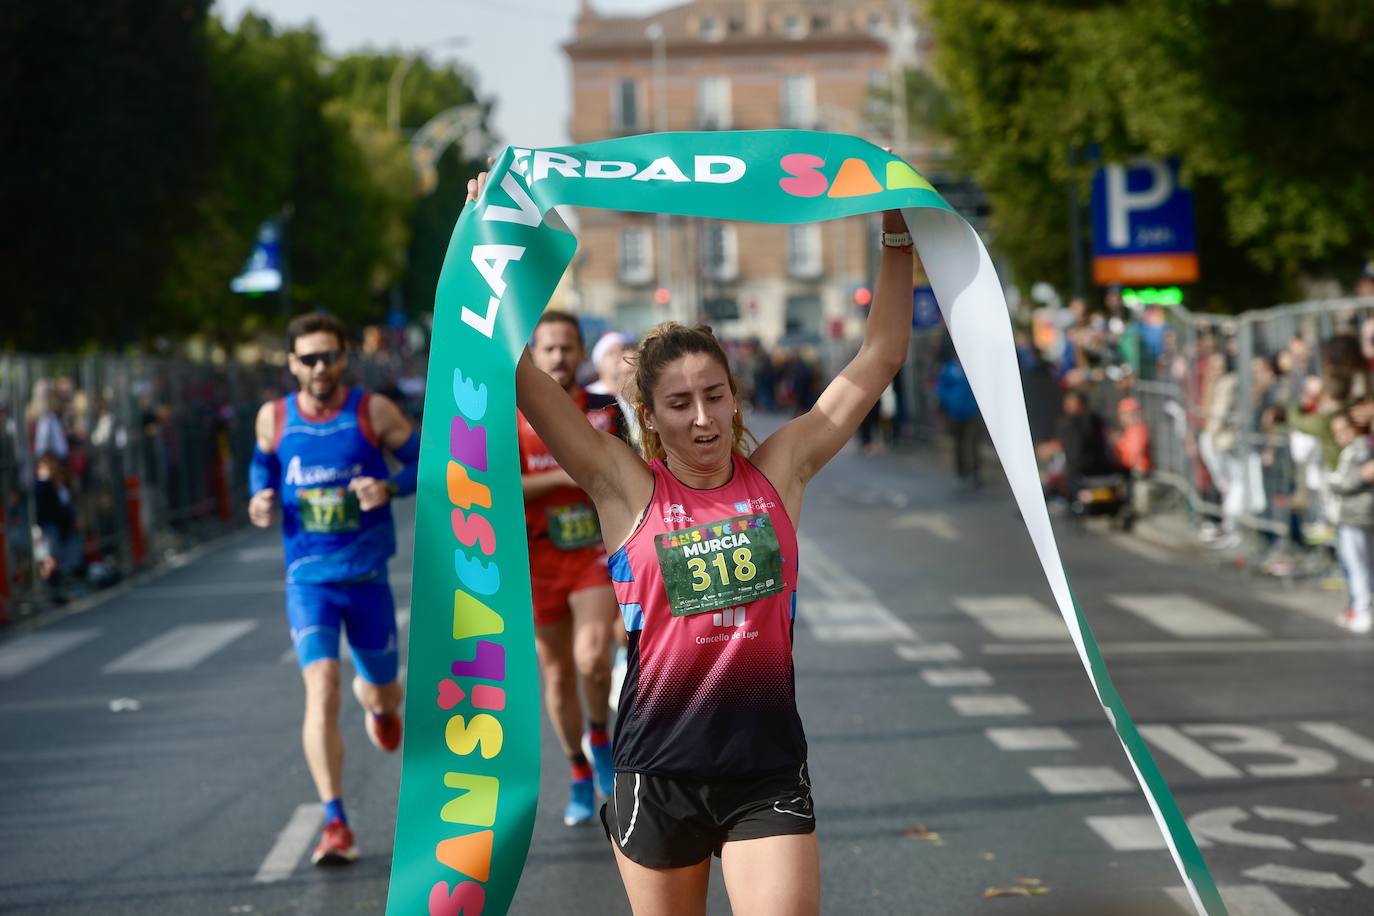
[654,287,671,306]
[853,286,873,307]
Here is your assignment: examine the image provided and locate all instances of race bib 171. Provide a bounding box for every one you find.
[297,486,361,534]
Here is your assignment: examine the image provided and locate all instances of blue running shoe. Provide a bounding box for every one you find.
[583,734,615,799]
[563,777,595,826]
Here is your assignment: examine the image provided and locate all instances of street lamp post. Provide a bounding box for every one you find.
[387,36,468,134]
[646,23,675,321]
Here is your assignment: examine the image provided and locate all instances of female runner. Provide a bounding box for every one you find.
[468,170,916,915]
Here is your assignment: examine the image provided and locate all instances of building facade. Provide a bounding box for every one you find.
[563,0,917,345]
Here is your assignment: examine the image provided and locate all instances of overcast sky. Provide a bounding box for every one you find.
[214,0,661,150]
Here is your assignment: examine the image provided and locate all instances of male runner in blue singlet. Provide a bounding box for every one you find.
[247,312,421,866]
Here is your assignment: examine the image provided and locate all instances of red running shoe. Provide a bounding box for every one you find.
[365,710,402,752]
[311,818,359,866]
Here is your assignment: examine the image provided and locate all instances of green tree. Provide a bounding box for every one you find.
[326,53,493,320]
[923,0,1374,309]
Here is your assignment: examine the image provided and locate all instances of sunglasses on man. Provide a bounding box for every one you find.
[295,350,342,368]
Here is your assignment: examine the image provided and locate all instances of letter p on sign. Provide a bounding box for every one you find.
[1106,162,1172,249]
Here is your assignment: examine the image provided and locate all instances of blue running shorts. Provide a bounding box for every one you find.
[285,577,399,685]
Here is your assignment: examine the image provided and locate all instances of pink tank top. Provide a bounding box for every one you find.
[608,454,806,777]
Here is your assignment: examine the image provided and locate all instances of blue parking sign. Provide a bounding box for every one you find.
[1091,160,1198,285]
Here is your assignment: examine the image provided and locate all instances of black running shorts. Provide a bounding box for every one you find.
[599,763,816,868]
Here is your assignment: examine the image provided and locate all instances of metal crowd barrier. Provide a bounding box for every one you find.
[0,349,426,623]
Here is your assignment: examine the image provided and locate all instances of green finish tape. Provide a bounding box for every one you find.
[384,130,1226,916]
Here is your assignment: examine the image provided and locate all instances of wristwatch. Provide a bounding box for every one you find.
[880,230,914,249]
[385,480,400,497]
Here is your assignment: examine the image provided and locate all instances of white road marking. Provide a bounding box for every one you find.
[254,803,323,883]
[1139,725,1243,778]
[1087,815,1193,851]
[1029,766,1133,794]
[798,536,915,642]
[985,726,1077,751]
[104,621,258,673]
[1241,864,1350,890]
[895,642,962,662]
[949,695,1030,717]
[1190,807,1293,850]
[1299,721,1374,763]
[1259,590,1345,629]
[1301,838,1374,887]
[0,629,99,679]
[980,638,1372,655]
[1165,884,1302,916]
[1104,532,1175,564]
[920,667,993,687]
[1108,593,1266,638]
[890,512,959,542]
[953,596,1066,641]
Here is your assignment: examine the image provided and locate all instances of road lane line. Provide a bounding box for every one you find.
[1240,864,1350,890]
[254,803,323,883]
[949,695,1029,717]
[981,639,1372,655]
[1257,590,1344,629]
[104,621,259,673]
[1029,766,1133,794]
[1139,725,1242,778]
[0,629,100,679]
[1164,885,1302,916]
[920,668,993,687]
[953,596,1066,640]
[1299,721,1374,763]
[1104,532,1175,564]
[985,726,1077,751]
[1087,815,1169,850]
[895,643,962,661]
[1108,593,1266,638]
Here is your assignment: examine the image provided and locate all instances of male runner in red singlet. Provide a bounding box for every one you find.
[518,310,621,825]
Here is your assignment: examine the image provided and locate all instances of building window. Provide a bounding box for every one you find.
[865,11,887,34]
[612,79,640,132]
[811,14,829,31]
[697,76,732,129]
[865,69,889,121]
[780,74,816,128]
[786,225,823,279]
[701,223,738,282]
[781,12,806,38]
[784,295,823,340]
[699,16,723,41]
[619,227,653,284]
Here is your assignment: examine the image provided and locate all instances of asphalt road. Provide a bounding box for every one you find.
[2,435,1371,915]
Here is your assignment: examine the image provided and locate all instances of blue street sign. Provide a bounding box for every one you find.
[1091,160,1198,285]
[913,285,942,330]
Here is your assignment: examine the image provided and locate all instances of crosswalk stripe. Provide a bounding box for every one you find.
[254,803,323,883]
[949,695,1029,717]
[895,642,962,662]
[1029,766,1133,794]
[798,535,914,642]
[1165,884,1303,915]
[104,621,259,673]
[1109,593,1266,638]
[985,726,1077,751]
[1087,815,1167,850]
[921,668,993,687]
[0,630,100,679]
[953,596,1066,640]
